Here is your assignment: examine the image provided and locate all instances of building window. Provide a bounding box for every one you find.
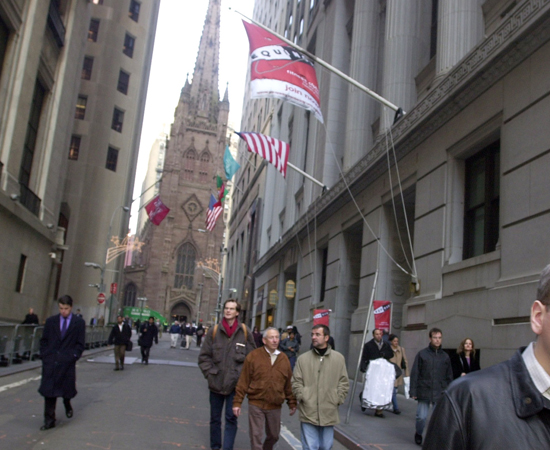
[0,16,10,84]
[117,70,130,94]
[184,149,196,181]
[123,282,137,307]
[111,108,124,132]
[69,135,81,160]
[129,0,141,22]
[319,247,328,303]
[75,95,87,120]
[199,152,210,182]
[106,146,119,172]
[20,81,46,188]
[15,254,27,293]
[174,243,196,290]
[123,33,135,58]
[81,56,93,80]
[463,140,500,259]
[88,19,100,42]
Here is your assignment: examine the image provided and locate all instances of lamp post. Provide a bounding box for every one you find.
[85,205,129,323]
[196,283,203,324]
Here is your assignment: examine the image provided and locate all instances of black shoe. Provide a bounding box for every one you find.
[64,400,73,418]
[114,367,120,371]
[120,365,124,370]
[145,360,148,365]
[361,406,366,412]
[393,409,401,414]
[40,422,55,430]
[415,433,423,446]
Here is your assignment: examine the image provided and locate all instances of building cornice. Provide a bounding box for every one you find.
[254,0,550,277]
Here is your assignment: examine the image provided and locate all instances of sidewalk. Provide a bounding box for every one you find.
[334,381,422,450]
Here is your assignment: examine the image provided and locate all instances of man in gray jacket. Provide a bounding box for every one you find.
[409,327,453,446]
[292,324,349,450]
[198,299,255,450]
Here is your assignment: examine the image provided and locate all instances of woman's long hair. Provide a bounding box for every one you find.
[457,338,476,357]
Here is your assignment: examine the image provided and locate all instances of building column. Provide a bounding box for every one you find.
[343,0,380,171]
[381,0,430,131]
[436,0,484,76]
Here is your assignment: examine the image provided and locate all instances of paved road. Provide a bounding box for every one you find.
[0,332,348,450]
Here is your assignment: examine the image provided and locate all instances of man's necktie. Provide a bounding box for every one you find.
[61,317,68,338]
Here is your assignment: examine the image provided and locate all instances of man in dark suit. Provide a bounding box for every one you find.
[108,315,132,371]
[38,295,86,430]
[22,307,39,324]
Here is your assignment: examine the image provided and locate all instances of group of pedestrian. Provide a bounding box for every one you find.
[198,299,349,450]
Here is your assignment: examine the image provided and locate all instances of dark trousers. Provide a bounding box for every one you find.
[141,345,150,362]
[44,397,71,425]
[210,391,238,450]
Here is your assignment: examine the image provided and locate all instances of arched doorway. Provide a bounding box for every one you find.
[170,302,192,324]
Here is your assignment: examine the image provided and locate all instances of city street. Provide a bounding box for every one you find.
[0,333,349,450]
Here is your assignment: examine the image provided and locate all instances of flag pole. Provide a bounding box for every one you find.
[287,162,326,189]
[231,9,403,114]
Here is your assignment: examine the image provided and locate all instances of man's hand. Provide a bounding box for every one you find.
[289,407,296,416]
[412,396,417,400]
[232,407,241,417]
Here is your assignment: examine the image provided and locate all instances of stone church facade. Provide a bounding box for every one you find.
[124,0,228,325]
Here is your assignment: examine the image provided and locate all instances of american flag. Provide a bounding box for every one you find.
[236,132,290,177]
[206,194,223,231]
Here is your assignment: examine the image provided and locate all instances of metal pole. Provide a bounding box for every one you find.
[345,269,379,424]
[287,162,326,189]
[196,283,203,324]
[232,10,401,112]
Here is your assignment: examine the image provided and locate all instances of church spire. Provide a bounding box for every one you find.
[189,0,221,119]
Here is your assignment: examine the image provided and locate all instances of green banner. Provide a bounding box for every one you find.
[122,306,167,324]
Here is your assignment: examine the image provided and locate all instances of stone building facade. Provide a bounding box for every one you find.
[124,0,229,325]
[226,0,550,373]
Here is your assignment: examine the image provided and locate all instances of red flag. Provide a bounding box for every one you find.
[206,194,223,231]
[313,309,330,327]
[236,132,289,177]
[373,301,392,333]
[243,21,323,123]
[145,195,170,226]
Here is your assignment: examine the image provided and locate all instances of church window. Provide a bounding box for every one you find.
[175,243,196,290]
[184,149,196,181]
[199,152,210,182]
[123,283,137,307]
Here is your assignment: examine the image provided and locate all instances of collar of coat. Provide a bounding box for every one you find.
[513,347,550,418]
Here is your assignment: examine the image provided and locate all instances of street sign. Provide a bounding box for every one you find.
[110,283,117,294]
[97,293,106,304]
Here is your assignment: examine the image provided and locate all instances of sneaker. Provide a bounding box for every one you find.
[415,433,422,446]
[393,409,401,414]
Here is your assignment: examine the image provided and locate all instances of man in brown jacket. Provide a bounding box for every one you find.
[233,327,296,450]
[198,299,255,450]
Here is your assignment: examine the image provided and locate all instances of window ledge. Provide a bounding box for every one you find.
[443,249,501,274]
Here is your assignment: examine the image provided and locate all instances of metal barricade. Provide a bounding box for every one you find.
[0,325,15,367]
[11,325,38,364]
[30,326,43,360]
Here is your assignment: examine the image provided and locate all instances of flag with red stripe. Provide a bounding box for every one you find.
[236,132,290,178]
[206,194,223,231]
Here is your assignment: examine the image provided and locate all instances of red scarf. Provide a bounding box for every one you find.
[222,317,238,337]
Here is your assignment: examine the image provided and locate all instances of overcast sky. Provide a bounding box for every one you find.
[130,0,254,231]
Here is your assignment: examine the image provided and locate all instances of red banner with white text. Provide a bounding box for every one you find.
[313,309,330,327]
[373,301,392,333]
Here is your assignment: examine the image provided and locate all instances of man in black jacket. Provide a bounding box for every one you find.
[423,265,550,450]
[360,328,394,417]
[409,327,452,446]
[38,295,86,430]
[108,315,132,371]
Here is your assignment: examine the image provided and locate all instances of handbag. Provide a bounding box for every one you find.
[403,376,411,399]
[137,337,142,347]
[126,340,133,351]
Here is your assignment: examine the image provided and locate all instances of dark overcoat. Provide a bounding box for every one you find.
[38,313,86,399]
[108,322,132,345]
[139,322,158,348]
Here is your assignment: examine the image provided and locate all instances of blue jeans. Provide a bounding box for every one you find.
[300,422,334,450]
[415,400,435,435]
[392,387,399,411]
[209,391,238,450]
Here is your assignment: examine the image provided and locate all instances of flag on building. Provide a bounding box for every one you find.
[206,194,223,231]
[215,175,227,202]
[223,145,240,180]
[242,21,324,123]
[144,195,170,226]
[236,131,290,177]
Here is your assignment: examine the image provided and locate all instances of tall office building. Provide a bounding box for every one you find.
[59,0,160,322]
[226,0,550,371]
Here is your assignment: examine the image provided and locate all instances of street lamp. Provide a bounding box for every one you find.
[196,283,203,324]
[84,205,129,323]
